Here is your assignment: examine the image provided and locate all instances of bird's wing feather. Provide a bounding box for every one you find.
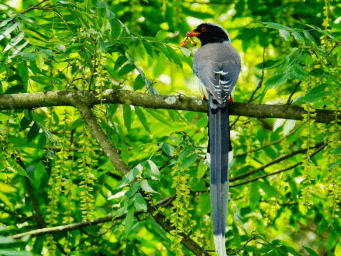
[193,58,240,106]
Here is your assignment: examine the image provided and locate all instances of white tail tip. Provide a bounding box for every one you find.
[213,234,227,256]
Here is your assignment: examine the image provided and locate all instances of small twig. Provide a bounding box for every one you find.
[231,142,324,182]
[230,143,327,187]
[14,156,47,229]
[235,121,305,157]
[327,41,341,56]
[227,235,257,255]
[286,81,302,105]
[66,66,83,90]
[21,0,49,14]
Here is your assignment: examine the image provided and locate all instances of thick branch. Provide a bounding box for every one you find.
[0,90,340,123]
[73,97,209,256]
[73,98,130,176]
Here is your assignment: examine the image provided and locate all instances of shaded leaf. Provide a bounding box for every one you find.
[179,153,198,169]
[166,45,183,68]
[279,29,290,41]
[264,72,289,89]
[155,30,168,41]
[118,63,135,76]
[27,122,40,143]
[135,106,151,133]
[134,193,147,212]
[199,192,210,215]
[140,180,158,193]
[292,31,305,45]
[123,104,131,131]
[125,206,135,235]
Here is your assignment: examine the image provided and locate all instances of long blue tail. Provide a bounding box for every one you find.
[208,96,230,256]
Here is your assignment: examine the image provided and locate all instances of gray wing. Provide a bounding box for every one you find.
[193,58,241,108]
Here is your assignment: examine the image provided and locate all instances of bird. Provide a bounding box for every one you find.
[186,23,241,256]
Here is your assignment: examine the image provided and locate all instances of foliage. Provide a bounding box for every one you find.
[0,0,341,255]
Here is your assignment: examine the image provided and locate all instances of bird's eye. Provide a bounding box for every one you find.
[201,27,207,32]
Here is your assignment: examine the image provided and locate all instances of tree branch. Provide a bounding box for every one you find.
[230,142,324,183]
[72,97,210,255]
[234,121,305,158]
[73,98,130,176]
[230,143,326,188]
[14,156,46,229]
[286,81,302,105]
[0,89,340,123]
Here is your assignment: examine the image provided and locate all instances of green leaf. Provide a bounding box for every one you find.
[105,7,115,20]
[189,178,206,191]
[297,83,330,103]
[180,47,191,57]
[264,72,289,89]
[118,64,135,76]
[123,104,131,131]
[145,160,160,180]
[179,153,198,169]
[0,17,14,28]
[135,106,151,133]
[155,30,168,41]
[291,64,308,80]
[134,74,145,90]
[142,39,153,57]
[116,164,143,189]
[114,55,128,71]
[134,193,147,212]
[3,31,25,52]
[197,161,207,178]
[262,22,291,30]
[279,29,290,41]
[148,109,172,127]
[0,22,20,41]
[161,143,175,156]
[27,122,40,143]
[303,30,315,44]
[199,192,210,215]
[125,205,135,235]
[328,158,341,170]
[140,180,158,193]
[117,19,130,34]
[156,43,172,62]
[34,161,48,190]
[20,116,31,130]
[0,249,31,255]
[36,52,45,71]
[303,246,319,256]
[285,246,303,256]
[37,133,47,148]
[125,180,142,198]
[121,141,129,164]
[333,147,341,154]
[17,61,28,91]
[250,181,260,210]
[166,45,183,68]
[196,115,208,129]
[292,31,305,45]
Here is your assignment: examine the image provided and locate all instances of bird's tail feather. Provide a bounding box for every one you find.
[208,98,229,256]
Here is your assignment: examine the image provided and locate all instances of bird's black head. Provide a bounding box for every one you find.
[187,23,230,46]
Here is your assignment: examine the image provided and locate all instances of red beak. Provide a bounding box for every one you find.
[187,30,200,37]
